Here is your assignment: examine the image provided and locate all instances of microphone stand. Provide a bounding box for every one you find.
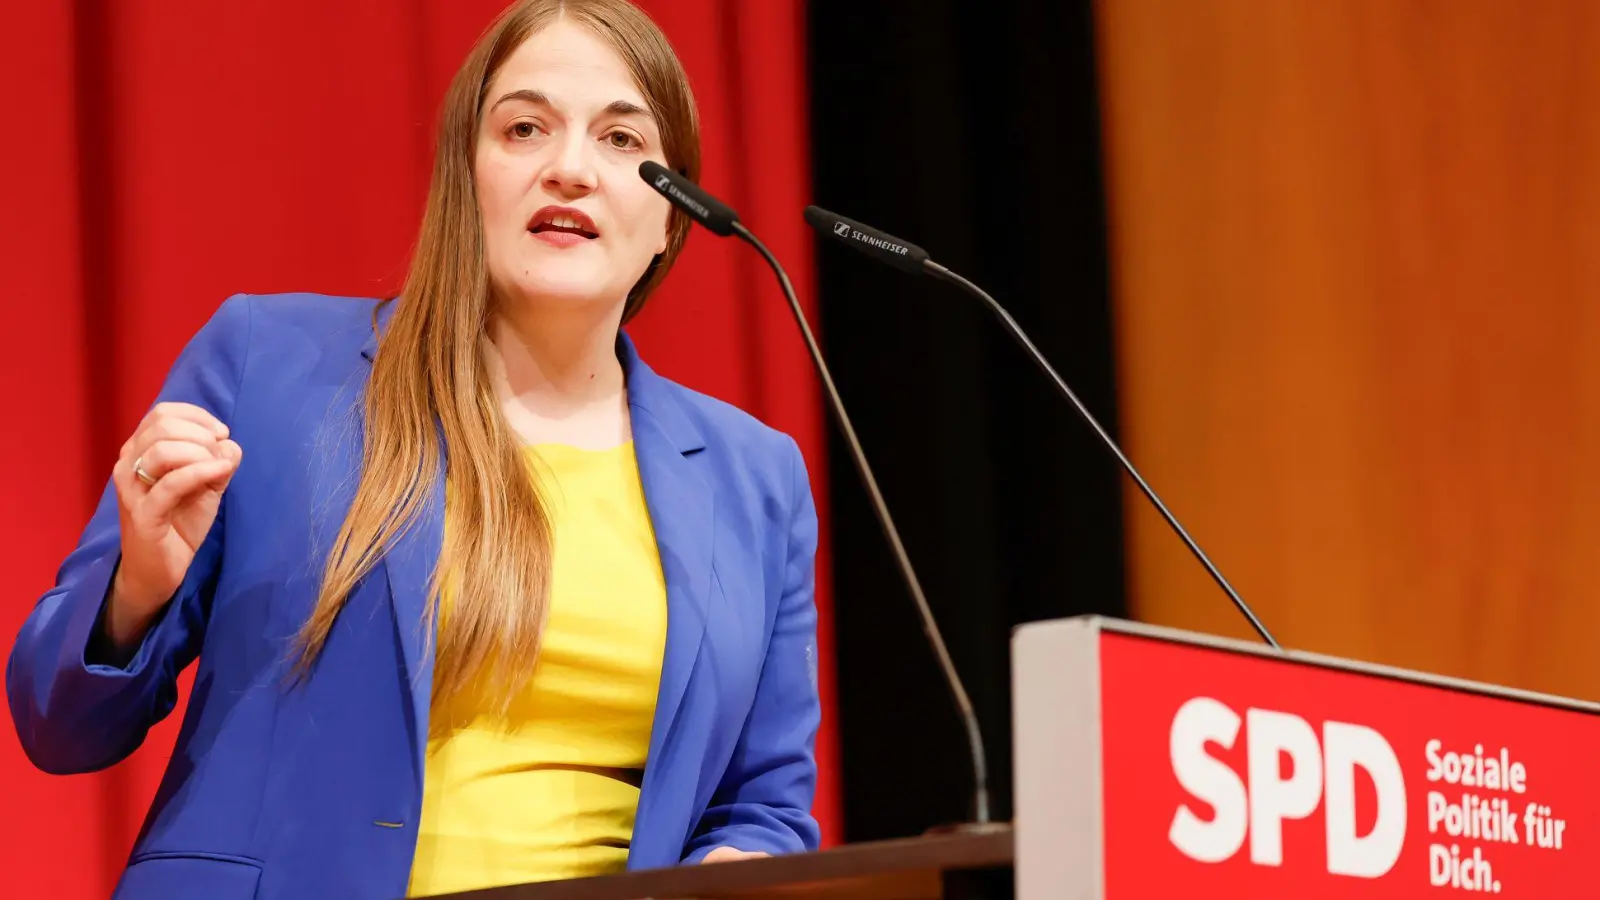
[734,223,1002,832]
[640,162,1002,831]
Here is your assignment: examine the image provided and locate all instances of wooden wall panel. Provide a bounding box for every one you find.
[1096,0,1600,698]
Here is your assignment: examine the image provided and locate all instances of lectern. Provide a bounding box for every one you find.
[422,616,1600,900]
[416,827,1011,899]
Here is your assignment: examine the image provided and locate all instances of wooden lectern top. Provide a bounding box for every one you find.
[417,826,1013,900]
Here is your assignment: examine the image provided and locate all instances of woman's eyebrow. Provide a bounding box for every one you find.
[489,89,653,123]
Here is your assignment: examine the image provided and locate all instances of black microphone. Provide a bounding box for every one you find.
[640,160,739,236]
[804,204,1282,651]
[802,206,929,274]
[641,164,999,829]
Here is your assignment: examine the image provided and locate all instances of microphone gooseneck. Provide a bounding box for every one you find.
[923,262,1279,650]
[804,204,1281,651]
[642,164,995,827]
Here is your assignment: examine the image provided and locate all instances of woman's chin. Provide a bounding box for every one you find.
[499,279,623,312]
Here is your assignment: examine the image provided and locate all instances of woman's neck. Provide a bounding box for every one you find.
[486,301,631,448]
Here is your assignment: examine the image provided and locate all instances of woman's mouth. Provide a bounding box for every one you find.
[528,206,599,246]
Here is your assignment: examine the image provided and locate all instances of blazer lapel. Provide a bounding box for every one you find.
[631,408,714,741]
[362,299,444,787]
[620,333,715,854]
[382,469,445,789]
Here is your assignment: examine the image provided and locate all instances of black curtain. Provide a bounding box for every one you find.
[807,0,1128,841]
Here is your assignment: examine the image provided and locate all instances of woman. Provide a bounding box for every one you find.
[5,1,821,898]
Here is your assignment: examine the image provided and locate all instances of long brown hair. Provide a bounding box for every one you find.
[294,0,701,714]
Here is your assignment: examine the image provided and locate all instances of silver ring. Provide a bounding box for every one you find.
[132,456,157,487]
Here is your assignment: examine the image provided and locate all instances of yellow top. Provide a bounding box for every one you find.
[407,442,668,897]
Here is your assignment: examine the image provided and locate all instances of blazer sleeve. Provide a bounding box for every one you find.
[682,435,824,861]
[5,293,251,775]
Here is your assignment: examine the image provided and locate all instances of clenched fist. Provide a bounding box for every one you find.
[104,402,242,654]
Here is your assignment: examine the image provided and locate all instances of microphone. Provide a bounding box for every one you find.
[640,162,999,830]
[802,206,929,274]
[804,204,1281,651]
[641,161,739,236]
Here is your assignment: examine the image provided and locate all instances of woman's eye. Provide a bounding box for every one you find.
[510,122,538,139]
[607,131,641,150]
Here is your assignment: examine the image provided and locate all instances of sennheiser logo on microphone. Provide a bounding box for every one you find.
[658,178,711,221]
[833,221,850,237]
[846,228,910,256]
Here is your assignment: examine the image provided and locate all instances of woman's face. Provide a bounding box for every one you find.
[475,19,672,315]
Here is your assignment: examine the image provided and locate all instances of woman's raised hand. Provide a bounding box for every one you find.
[105,402,242,652]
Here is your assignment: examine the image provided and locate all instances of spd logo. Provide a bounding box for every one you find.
[1167,697,1408,878]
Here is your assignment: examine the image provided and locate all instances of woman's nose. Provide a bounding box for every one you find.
[543,135,597,198]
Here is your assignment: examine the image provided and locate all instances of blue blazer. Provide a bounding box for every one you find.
[6,293,822,900]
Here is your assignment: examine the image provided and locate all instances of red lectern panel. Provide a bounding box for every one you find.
[1013,617,1600,899]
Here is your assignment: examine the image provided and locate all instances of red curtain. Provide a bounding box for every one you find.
[0,2,836,896]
